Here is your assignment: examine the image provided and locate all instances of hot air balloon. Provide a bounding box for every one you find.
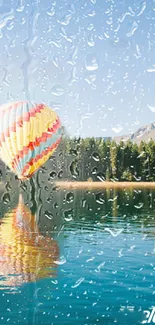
[0,101,63,180]
[0,194,59,288]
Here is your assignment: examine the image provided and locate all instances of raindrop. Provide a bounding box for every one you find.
[82,199,86,208]
[126,21,138,37]
[85,54,98,71]
[54,256,66,265]
[96,193,105,205]
[0,170,2,181]
[58,13,72,26]
[53,202,59,208]
[58,170,63,179]
[92,167,97,174]
[71,277,85,288]
[2,192,11,204]
[51,85,64,96]
[134,203,144,209]
[16,0,25,12]
[66,192,74,203]
[47,7,55,17]
[70,160,79,178]
[147,68,155,73]
[47,197,53,203]
[92,152,100,162]
[87,34,95,47]
[20,181,27,192]
[104,228,123,237]
[97,172,105,182]
[53,55,59,68]
[52,186,58,192]
[137,2,146,16]
[95,262,105,273]
[45,211,53,220]
[49,171,57,180]
[112,125,123,133]
[64,209,74,221]
[5,181,12,191]
[147,105,155,113]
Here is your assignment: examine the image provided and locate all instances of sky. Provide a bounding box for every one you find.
[0,0,155,137]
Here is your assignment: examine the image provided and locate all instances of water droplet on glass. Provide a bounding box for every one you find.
[97,173,105,182]
[47,197,53,203]
[134,203,144,209]
[5,182,12,191]
[2,192,11,204]
[85,54,98,71]
[137,2,146,16]
[53,54,59,68]
[51,85,64,96]
[54,256,66,265]
[47,7,55,17]
[58,170,63,179]
[147,104,155,113]
[49,171,57,180]
[92,152,100,162]
[45,211,53,220]
[92,167,97,174]
[64,209,74,221]
[82,199,87,208]
[66,192,74,203]
[105,228,123,237]
[71,277,85,288]
[16,0,25,12]
[70,160,79,178]
[126,21,138,37]
[58,13,72,26]
[53,202,59,209]
[0,170,2,181]
[96,193,105,205]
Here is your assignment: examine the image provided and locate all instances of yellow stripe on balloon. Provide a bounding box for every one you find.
[14,105,57,152]
[22,146,56,178]
[2,106,58,160]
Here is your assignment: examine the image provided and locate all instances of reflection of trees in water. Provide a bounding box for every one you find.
[0,159,155,236]
[59,187,155,231]
[0,195,59,288]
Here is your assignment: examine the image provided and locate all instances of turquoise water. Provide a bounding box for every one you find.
[0,185,155,325]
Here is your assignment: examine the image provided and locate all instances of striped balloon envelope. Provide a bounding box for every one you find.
[0,101,63,180]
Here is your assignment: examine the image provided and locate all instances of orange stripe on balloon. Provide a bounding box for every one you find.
[11,118,61,169]
[21,137,61,177]
[0,104,44,143]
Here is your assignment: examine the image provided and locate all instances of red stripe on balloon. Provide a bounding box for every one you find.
[21,137,62,177]
[0,104,44,143]
[11,118,61,169]
[0,102,22,117]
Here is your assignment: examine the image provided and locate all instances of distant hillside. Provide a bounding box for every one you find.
[114,122,155,144]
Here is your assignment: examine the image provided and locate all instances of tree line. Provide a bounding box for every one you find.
[58,137,155,182]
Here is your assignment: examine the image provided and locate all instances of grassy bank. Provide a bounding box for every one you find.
[55,181,155,190]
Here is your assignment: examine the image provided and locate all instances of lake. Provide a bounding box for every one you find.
[0,179,155,325]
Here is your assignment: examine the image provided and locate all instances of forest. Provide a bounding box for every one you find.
[55,137,155,182]
[1,136,155,183]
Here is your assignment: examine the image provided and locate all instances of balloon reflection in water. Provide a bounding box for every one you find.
[0,194,59,288]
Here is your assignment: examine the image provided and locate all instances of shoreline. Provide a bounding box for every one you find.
[55,181,155,190]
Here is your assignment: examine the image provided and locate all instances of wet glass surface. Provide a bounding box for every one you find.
[0,0,155,324]
[0,176,155,324]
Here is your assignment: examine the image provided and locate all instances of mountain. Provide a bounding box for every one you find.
[114,122,155,144]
